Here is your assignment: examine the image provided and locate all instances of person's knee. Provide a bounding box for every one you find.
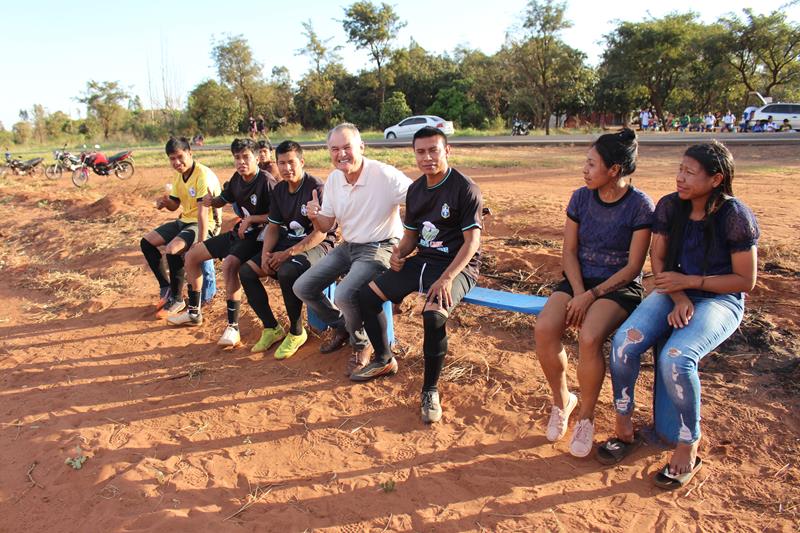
[140,237,158,254]
[165,238,187,255]
[239,262,259,282]
[184,244,204,265]
[423,309,447,331]
[578,327,605,351]
[358,284,385,313]
[422,310,448,357]
[276,264,299,287]
[659,346,697,376]
[222,256,240,276]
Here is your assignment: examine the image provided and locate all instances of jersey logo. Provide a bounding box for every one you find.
[441,203,450,218]
[289,220,307,238]
[300,204,308,216]
[250,194,257,205]
[189,187,196,198]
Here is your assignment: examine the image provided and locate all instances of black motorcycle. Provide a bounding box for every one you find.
[1,150,45,177]
[45,144,82,180]
[511,119,531,136]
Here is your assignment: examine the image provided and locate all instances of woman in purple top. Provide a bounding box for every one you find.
[534,128,655,458]
[600,141,759,489]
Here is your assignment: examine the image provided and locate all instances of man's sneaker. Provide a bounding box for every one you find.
[345,348,371,376]
[349,357,398,382]
[569,418,595,458]
[156,287,171,310]
[421,390,443,423]
[156,297,185,319]
[218,325,241,347]
[546,392,578,442]
[166,310,202,326]
[251,325,286,353]
[320,328,349,353]
[274,328,308,360]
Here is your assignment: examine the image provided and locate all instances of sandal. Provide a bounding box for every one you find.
[653,456,703,490]
[596,431,643,465]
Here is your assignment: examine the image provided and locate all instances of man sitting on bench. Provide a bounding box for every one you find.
[354,127,483,424]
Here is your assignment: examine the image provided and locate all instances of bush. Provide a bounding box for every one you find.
[380,91,412,127]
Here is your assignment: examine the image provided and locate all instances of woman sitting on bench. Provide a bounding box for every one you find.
[534,128,655,457]
[600,141,759,489]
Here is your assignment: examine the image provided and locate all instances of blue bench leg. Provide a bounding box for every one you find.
[201,259,216,304]
[306,282,394,345]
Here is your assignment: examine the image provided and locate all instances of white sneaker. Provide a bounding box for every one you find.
[546,392,577,442]
[569,418,595,458]
[217,325,241,347]
[166,310,202,326]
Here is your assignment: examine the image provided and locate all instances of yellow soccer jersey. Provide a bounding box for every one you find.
[172,163,221,225]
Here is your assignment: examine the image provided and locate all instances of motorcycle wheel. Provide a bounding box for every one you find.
[72,168,89,188]
[31,163,44,177]
[114,160,135,180]
[45,164,59,179]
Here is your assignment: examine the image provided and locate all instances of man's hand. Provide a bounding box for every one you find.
[201,192,213,208]
[389,244,406,272]
[237,216,252,239]
[267,249,292,271]
[155,196,167,209]
[306,189,321,221]
[426,275,454,310]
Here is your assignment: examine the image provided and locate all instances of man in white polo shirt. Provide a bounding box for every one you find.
[294,123,412,376]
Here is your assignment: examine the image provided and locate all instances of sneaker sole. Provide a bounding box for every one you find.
[349,364,398,382]
[166,318,202,327]
[422,411,443,424]
[251,335,286,353]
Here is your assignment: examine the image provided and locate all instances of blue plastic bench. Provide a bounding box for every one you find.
[307,282,395,344]
[462,286,547,315]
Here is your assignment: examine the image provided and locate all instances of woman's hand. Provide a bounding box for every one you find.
[565,290,595,328]
[654,271,698,293]
[667,297,694,328]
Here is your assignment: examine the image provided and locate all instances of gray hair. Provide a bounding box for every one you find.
[327,122,362,145]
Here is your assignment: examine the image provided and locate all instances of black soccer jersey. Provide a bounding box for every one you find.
[403,167,483,279]
[267,173,335,251]
[220,169,276,236]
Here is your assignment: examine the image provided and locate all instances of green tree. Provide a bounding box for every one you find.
[297,20,342,76]
[78,80,130,140]
[380,91,412,126]
[31,104,47,144]
[295,22,344,129]
[45,110,73,138]
[187,80,242,136]
[388,41,458,115]
[342,1,406,103]
[426,80,483,128]
[12,121,32,144]
[211,35,263,117]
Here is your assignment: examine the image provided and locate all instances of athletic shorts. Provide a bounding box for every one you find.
[552,275,644,316]
[245,242,328,279]
[154,220,199,247]
[372,255,476,313]
[204,230,263,262]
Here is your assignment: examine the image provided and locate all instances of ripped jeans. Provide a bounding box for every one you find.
[609,291,744,444]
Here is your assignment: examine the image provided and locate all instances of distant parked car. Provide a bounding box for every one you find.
[748,103,800,131]
[383,115,455,139]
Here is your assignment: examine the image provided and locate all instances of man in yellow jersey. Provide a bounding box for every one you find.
[140,137,222,317]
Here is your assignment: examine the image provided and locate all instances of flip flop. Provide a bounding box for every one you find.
[653,456,703,490]
[596,432,643,465]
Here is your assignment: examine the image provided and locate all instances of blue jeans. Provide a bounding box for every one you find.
[201,259,216,304]
[609,291,744,444]
[293,240,394,350]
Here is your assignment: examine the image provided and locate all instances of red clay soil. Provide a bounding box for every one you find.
[0,144,798,532]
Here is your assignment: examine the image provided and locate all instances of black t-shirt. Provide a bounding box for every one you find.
[220,169,276,236]
[403,167,483,279]
[267,173,335,252]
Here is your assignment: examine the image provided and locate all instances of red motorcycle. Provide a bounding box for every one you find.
[71,145,135,187]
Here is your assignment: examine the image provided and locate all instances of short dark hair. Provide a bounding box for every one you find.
[231,138,257,155]
[275,140,303,158]
[257,139,273,152]
[165,136,191,155]
[412,126,448,147]
[591,128,638,177]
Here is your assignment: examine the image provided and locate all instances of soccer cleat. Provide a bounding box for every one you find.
[421,390,443,423]
[569,418,595,458]
[156,287,171,310]
[250,325,286,353]
[166,310,202,326]
[156,297,185,319]
[349,357,398,382]
[274,328,308,360]
[545,392,578,442]
[218,325,241,347]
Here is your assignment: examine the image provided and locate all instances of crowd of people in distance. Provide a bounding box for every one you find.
[637,107,794,133]
[140,124,759,491]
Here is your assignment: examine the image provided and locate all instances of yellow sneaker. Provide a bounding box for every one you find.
[274,328,308,360]
[251,325,285,353]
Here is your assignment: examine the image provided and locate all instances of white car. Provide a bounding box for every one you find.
[383,115,455,139]
[745,93,800,131]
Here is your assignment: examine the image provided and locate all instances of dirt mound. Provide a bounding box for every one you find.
[65,195,125,220]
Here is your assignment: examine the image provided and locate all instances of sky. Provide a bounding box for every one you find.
[1,0,798,129]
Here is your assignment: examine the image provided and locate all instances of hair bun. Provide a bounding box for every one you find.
[617,127,637,143]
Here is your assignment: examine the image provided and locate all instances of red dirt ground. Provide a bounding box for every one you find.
[0,144,798,532]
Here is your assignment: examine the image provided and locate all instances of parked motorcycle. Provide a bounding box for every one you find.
[71,145,135,187]
[511,119,531,136]
[45,144,82,180]
[1,150,45,177]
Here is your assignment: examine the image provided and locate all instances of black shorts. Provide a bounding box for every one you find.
[154,220,199,247]
[372,255,476,313]
[245,242,328,278]
[204,230,263,262]
[552,276,644,316]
